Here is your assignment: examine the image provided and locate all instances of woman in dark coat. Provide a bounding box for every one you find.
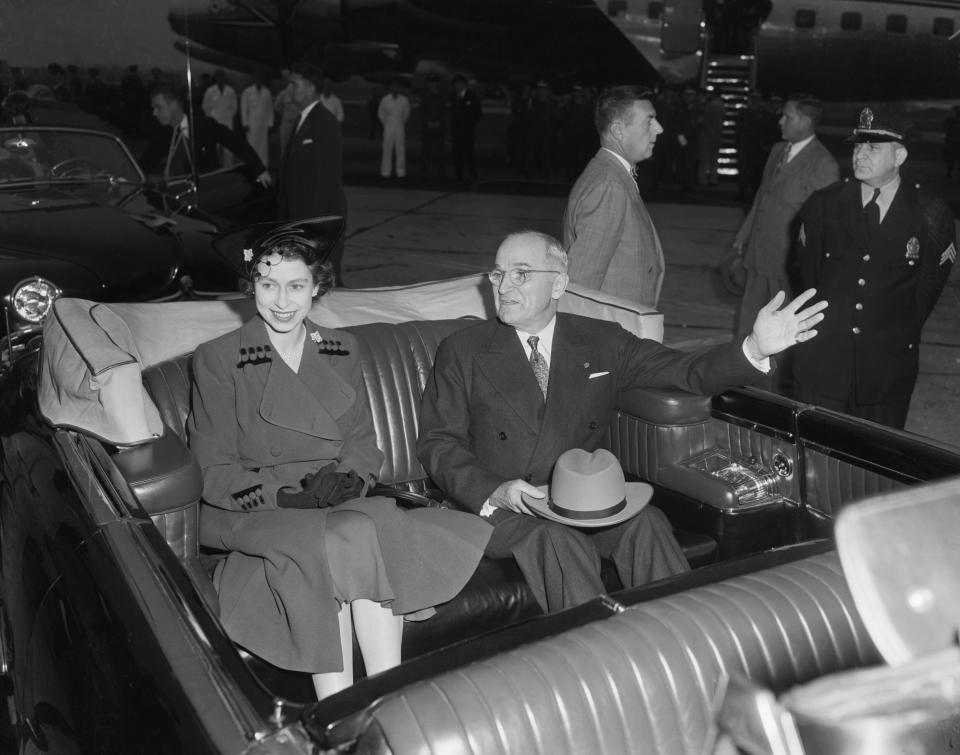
[188,219,491,698]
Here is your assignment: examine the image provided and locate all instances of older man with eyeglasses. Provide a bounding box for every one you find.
[418,230,827,612]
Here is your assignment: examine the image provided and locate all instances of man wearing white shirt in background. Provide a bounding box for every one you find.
[202,69,239,166]
[240,69,274,167]
[418,230,827,613]
[378,78,411,178]
[319,77,344,125]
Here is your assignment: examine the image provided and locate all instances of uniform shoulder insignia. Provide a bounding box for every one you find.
[237,345,273,368]
[232,484,265,509]
[941,242,957,266]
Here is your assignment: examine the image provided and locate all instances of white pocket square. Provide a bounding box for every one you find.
[301,138,314,144]
[588,371,609,379]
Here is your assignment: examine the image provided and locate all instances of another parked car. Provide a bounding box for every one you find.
[0,124,272,356]
[2,279,958,754]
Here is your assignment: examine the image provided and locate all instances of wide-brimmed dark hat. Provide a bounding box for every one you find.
[847,106,912,144]
[521,448,651,528]
[211,216,345,278]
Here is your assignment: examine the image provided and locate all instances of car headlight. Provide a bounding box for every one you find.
[10,276,61,324]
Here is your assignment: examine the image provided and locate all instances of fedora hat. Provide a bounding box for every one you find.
[521,448,652,528]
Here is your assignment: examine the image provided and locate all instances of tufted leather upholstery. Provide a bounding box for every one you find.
[344,548,880,755]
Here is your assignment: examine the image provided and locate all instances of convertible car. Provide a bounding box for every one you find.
[1,276,958,754]
[0,123,272,352]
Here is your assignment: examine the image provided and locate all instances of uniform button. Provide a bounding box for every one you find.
[824,252,831,258]
[855,303,863,310]
[852,327,861,335]
[862,254,871,261]
[908,260,916,266]
[271,446,283,457]
[858,278,866,286]
[908,343,914,349]
[588,421,599,430]
[498,432,507,440]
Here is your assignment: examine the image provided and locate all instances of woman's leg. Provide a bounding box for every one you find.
[351,598,402,676]
[312,603,354,699]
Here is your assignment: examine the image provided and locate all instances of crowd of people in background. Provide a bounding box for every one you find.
[0,58,788,197]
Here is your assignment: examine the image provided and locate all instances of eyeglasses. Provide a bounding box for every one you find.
[487,268,562,287]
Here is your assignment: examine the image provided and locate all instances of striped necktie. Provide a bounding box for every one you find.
[528,336,549,398]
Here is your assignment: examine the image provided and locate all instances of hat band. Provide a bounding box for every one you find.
[548,496,626,521]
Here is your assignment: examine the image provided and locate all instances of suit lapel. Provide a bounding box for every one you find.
[534,318,593,465]
[241,318,348,440]
[475,323,546,434]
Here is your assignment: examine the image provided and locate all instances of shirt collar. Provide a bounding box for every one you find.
[514,316,557,361]
[602,147,636,177]
[786,134,815,160]
[861,174,901,207]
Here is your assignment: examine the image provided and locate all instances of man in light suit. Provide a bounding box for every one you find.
[278,63,347,284]
[563,85,665,308]
[418,230,827,612]
[733,94,839,340]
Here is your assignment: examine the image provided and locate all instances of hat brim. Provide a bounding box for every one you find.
[521,482,652,528]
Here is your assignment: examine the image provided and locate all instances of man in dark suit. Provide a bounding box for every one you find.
[449,74,481,181]
[418,230,826,612]
[733,94,838,341]
[563,85,665,309]
[140,85,271,187]
[792,107,955,429]
[278,63,347,284]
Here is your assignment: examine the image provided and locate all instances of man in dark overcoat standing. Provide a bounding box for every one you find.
[792,107,956,428]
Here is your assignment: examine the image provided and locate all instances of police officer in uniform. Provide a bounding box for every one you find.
[791,107,956,428]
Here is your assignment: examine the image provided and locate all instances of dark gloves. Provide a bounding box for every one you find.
[276,463,365,509]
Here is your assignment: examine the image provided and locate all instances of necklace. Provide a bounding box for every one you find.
[272,326,306,368]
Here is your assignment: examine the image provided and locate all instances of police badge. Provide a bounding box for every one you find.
[905,237,920,266]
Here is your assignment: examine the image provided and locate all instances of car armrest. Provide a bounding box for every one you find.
[618,387,712,425]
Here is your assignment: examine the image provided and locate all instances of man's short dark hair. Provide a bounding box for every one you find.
[594,85,655,136]
[789,92,823,128]
[292,62,325,92]
[150,84,185,107]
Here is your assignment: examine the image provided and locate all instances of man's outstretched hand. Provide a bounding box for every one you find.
[747,288,828,360]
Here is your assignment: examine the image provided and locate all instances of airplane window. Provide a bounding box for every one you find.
[795,9,816,29]
[933,17,955,37]
[841,12,862,31]
[606,0,626,16]
[886,14,907,33]
[648,1,663,20]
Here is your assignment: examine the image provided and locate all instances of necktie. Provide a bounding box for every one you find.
[775,144,791,174]
[527,336,549,399]
[864,188,881,232]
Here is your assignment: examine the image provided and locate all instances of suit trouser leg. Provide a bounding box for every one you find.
[395,129,406,176]
[485,510,603,613]
[588,506,689,589]
[381,127,395,177]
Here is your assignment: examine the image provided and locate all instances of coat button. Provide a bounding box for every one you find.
[908,260,915,266]
[858,278,866,286]
[908,343,914,349]
[498,432,507,440]
[862,254,871,261]
[855,303,863,310]
[271,446,283,457]
[852,327,861,335]
[824,252,831,258]
[589,421,599,430]
[524,474,532,482]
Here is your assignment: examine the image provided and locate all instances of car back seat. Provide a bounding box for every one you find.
[326,546,881,755]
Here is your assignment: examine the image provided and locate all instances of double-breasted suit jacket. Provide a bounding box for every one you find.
[278,102,346,221]
[418,313,763,513]
[792,178,955,409]
[188,316,490,672]
[563,149,666,308]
